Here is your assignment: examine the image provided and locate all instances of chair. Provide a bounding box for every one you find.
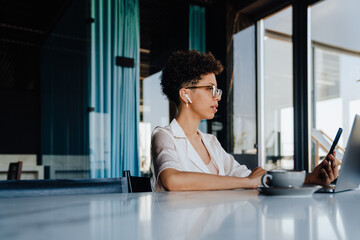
[0,177,130,198]
[231,154,258,170]
[7,161,23,180]
[123,170,152,193]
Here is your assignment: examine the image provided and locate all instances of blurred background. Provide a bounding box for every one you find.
[0,0,359,179]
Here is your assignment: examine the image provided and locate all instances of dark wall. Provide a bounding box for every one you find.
[0,44,41,154]
[0,89,40,154]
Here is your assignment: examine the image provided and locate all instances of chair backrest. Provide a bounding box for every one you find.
[231,154,258,170]
[123,170,152,193]
[7,161,23,180]
[0,178,129,198]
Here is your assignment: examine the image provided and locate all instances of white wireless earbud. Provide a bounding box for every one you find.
[184,94,192,103]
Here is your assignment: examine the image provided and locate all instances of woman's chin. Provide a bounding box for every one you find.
[204,113,215,120]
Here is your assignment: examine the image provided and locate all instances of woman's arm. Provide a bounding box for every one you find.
[160,167,266,191]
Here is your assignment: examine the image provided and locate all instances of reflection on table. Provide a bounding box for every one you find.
[0,189,360,240]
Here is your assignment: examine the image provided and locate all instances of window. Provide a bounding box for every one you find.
[310,0,360,170]
[140,71,169,173]
[233,6,295,170]
[233,26,257,155]
[262,7,294,170]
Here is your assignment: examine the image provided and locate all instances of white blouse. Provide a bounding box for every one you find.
[150,119,251,192]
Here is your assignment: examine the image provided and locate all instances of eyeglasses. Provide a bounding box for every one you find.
[186,85,222,98]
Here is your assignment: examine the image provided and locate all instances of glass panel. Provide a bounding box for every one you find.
[233,26,256,154]
[264,7,292,35]
[140,71,169,173]
[310,0,360,171]
[232,25,257,169]
[263,7,293,170]
[41,0,91,179]
[0,0,91,180]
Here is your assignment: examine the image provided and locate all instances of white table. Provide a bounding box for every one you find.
[1,189,360,240]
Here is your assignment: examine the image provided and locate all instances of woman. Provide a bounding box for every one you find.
[150,50,338,192]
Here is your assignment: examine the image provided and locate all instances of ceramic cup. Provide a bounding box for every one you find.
[261,169,306,188]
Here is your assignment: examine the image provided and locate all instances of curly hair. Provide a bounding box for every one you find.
[161,50,223,106]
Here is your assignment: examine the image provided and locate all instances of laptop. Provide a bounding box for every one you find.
[316,114,360,193]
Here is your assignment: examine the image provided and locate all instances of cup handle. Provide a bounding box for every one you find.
[261,174,272,188]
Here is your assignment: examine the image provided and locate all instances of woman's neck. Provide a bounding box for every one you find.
[176,105,201,137]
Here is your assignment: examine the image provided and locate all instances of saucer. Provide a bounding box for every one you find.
[258,185,322,196]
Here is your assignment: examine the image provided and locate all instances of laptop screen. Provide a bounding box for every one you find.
[335,114,360,192]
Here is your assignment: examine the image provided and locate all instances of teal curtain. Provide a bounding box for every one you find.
[189,4,207,132]
[90,0,140,178]
[189,5,206,52]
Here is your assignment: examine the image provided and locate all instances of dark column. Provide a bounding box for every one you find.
[206,1,228,150]
[292,0,309,171]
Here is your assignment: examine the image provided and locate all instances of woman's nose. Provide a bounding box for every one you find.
[214,93,221,101]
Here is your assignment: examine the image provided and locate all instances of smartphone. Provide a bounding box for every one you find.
[327,127,343,163]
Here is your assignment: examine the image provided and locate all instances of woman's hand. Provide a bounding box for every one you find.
[246,167,266,188]
[304,151,339,186]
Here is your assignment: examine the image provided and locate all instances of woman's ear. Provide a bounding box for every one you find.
[179,89,188,103]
